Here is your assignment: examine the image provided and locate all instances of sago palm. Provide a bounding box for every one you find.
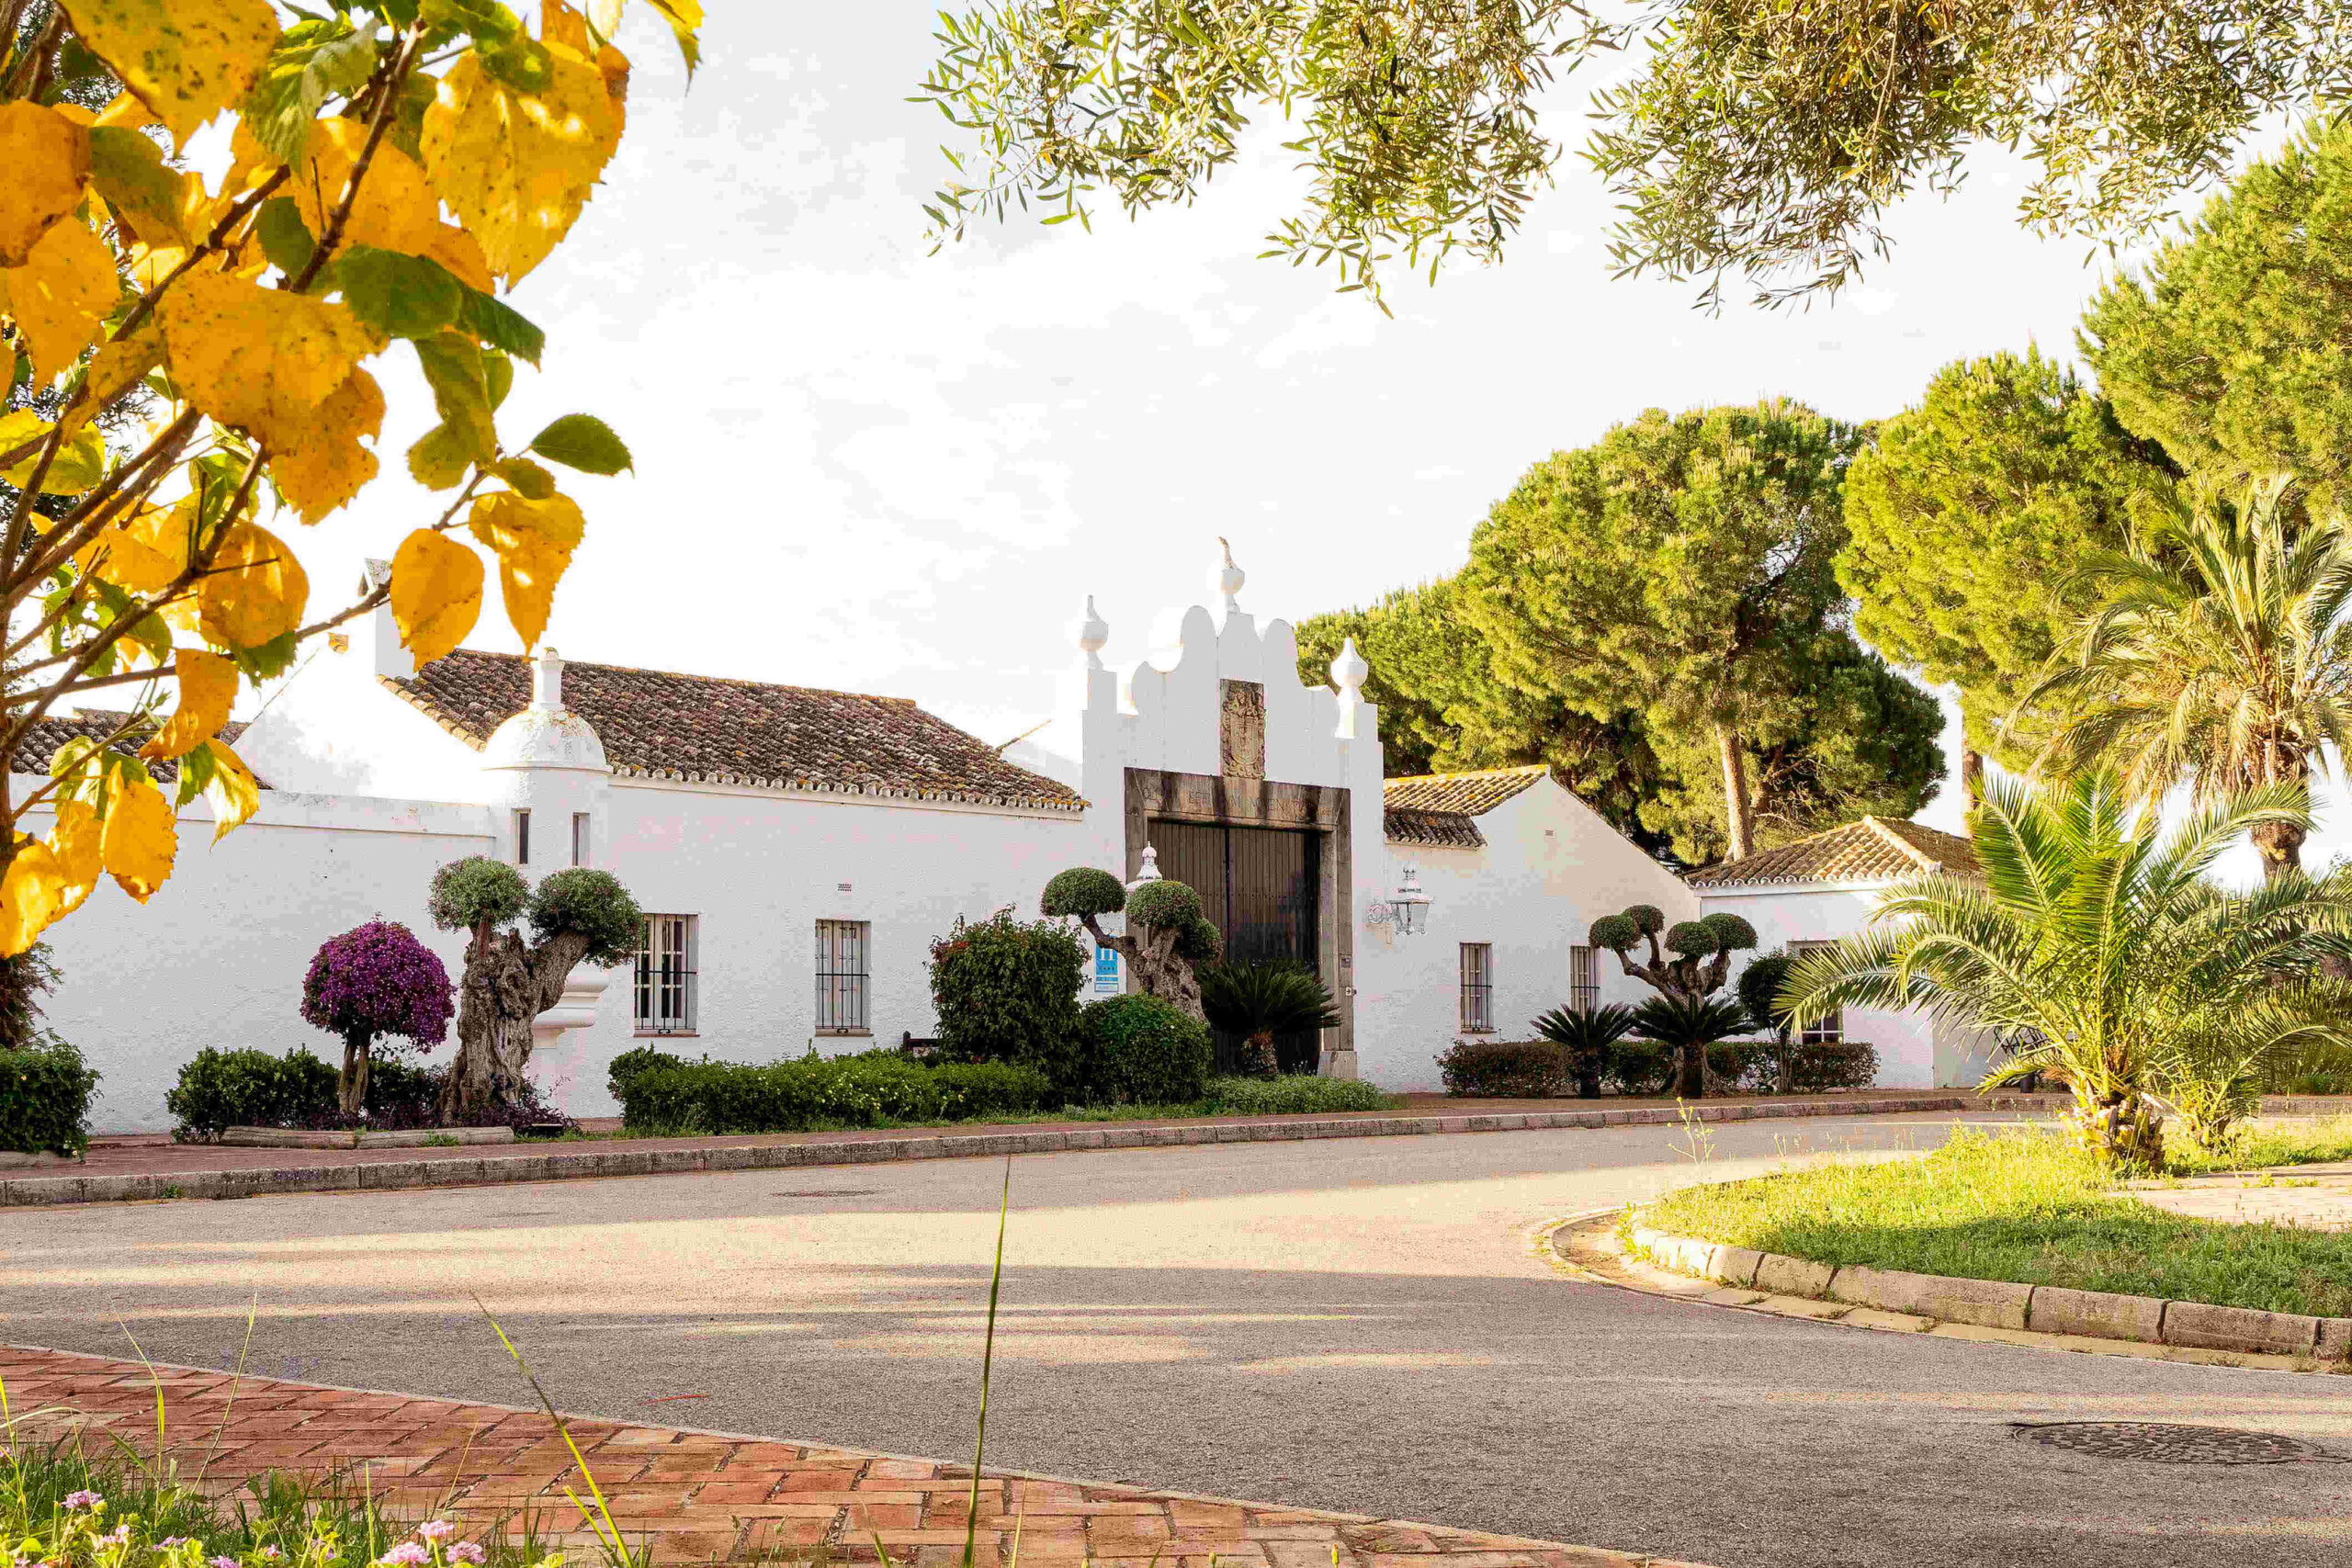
[1780,773,2352,1165]
[2018,476,2352,879]
[1627,993,1752,1100]
[1532,1001,1638,1098]
[1198,961,1341,1078]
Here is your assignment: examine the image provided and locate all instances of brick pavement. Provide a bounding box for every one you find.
[2127,1162,2352,1232]
[0,1346,1704,1568]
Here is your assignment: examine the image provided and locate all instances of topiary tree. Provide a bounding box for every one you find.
[1078,992,1215,1105]
[429,858,641,1123]
[1736,951,1799,1094]
[300,920,454,1115]
[1589,905,1755,1007]
[1041,866,1222,1023]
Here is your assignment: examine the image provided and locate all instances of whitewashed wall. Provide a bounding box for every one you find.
[1696,882,1996,1089]
[1351,779,1702,1090]
[26,785,495,1133]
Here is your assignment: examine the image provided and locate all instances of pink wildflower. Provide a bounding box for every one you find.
[260,1549,282,1561]
[417,1523,455,1544]
[63,1491,103,1511]
[379,1544,430,1566]
[212,1555,243,1568]
[98,1525,131,1548]
[447,1545,484,1564]
[159,1540,189,1551]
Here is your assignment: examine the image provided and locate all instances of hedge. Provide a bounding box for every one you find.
[618,1051,1055,1133]
[1203,1074,1398,1115]
[1076,993,1212,1104]
[0,1039,99,1156]
[1442,1038,1880,1098]
[167,1046,569,1141]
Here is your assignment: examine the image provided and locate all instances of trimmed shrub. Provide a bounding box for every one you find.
[608,1043,689,1105]
[166,1047,338,1143]
[1603,1041,1675,1097]
[1706,1041,1767,1089]
[619,1052,1054,1134]
[1204,1075,1398,1115]
[1791,1041,1879,1090]
[929,909,1087,1086]
[0,1039,99,1156]
[1077,993,1213,1104]
[1439,1040,1564,1098]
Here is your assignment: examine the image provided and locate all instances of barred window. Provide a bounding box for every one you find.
[1569,943,1599,1010]
[1460,942,1494,1033]
[1792,941,1842,1043]
[571,812,591,867]
[635,915,697,1035]
[514,808,531,866]
[816,919,870,1033]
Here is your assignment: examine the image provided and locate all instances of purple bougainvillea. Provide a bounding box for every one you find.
[300,921,455,1055]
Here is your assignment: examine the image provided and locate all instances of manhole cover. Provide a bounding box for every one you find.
[2014,1422,2346,1465]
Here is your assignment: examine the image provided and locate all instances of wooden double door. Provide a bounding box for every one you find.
[1150,820,1324,1074]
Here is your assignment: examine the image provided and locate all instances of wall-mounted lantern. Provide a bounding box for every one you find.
[1367,864,1431,935]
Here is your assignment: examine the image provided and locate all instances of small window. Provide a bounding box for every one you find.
[1792,941,1842,1043]
[1459,942,1493,1033]
[1569,943,1599,1011]
[635,915,697,1035]
[514,808,531,866]
[571,811,590,867]
[816,919,870,1034]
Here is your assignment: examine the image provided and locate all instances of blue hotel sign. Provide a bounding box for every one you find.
[1093,943,1122,994]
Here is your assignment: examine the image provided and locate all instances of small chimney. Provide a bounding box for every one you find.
[533,646,563,711]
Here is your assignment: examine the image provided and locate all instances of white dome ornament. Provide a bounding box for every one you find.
[1211,536,1245,619]
[1331,635,1369,739]
[1075,594,1110,671]
[1125,841,1163,893]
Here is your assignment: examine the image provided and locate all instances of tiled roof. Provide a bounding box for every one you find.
[14,710,256,785]
[1683,815,1978,888]
[383,649,1084,812]
[1382,764,1548,817]
[1384,807,1485,849]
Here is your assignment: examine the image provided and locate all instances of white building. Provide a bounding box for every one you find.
[1687,815,1996,1089]
[24,546,1814,1128]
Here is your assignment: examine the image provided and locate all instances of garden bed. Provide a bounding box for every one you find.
[1639,1124,2352,1320]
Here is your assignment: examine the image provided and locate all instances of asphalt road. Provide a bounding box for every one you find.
[8,1112,2352,1568]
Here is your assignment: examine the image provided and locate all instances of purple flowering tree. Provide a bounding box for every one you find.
[300,921,456,1115]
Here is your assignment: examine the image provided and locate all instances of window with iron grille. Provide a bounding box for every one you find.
[816,919,870,1033]
[1569,943,1599,1010]
[1792,941,1842,1043]
[571,811,590,867]
[1459,942,1494,1032]
[514,808,531,865]
[635,915,696,1035]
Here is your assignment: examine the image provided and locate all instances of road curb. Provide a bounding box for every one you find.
[1622,1222,2352,1364]
[3,1094,1970,1208]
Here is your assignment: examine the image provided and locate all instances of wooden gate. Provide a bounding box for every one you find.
[1150,820,1323,1073]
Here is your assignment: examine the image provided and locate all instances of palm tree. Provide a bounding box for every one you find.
[1532,1001,1638,1098]
[1781,773,2352,1165]
[1628,993,1752,1100]
[2018,476,2352,880]
[1198,961,1341,1077]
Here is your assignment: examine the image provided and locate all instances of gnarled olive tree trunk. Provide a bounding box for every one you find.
[437,923,590,1123]
[1082,919,1205,1022]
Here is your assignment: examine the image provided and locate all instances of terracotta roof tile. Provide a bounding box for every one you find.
[383,649,1083,811]
[14,711,257,786]
[1382,764,1548,817]
[1683,815,1978,888]
[1383,807,1485,849]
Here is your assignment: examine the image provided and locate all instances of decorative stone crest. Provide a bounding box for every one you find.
[1221,680,1266,778]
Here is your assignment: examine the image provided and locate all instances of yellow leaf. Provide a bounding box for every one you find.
[390,528,483,667]
[0,102,92,265]
[419,49,620,284]
[0,411,107,495]
[87,124,197,247]
[48,800,103,919]
[62,0,280,148]
[289,117,440,258]
[98,771,177,903]
[5,215,119,386]
[79,502,188,595]
[62,326,163,434]
[544,0,591,52]
[156,269,374,454]
[197,738,259,841]
[197,521,310,649]
[274,367,384,523]
[94,92,150,131]
[0,840,70,956]
[406,420,475,491]
[126,241,188,291]
[140,649,237,761]
[468,490,583,650]
[424,221,493,293]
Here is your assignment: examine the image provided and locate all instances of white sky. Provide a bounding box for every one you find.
[291,6,2337,884]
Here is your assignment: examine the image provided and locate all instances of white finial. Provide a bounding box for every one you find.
[532,645,563,711]
[1075,594,1110,670]
[1126,841,1162,891]
[1331,635,1368,739]
[1212,536,1245,614]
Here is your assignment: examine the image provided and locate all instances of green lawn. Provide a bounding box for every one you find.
[1640,1125,2352,1319]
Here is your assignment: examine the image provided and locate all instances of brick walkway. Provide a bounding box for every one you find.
[2128,1161,2352,1232]
[0,1347,1702,1568]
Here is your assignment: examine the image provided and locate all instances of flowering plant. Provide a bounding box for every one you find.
[299,921,455,1115]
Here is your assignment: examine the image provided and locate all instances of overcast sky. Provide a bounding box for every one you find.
[295,6,2330,881]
